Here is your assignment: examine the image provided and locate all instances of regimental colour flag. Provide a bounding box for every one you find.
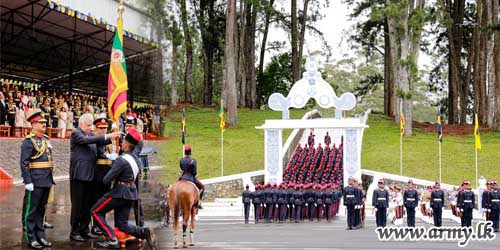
[400,112,405,136]
[107,15,128,123]
[474,113,481,150]
[437,113,442,143]
[219,99,225,132]
[181,109,186,144]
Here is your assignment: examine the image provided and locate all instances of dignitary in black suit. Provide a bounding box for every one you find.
[90,128,155,249]
[69,113,119,242]
[20,112,54,249]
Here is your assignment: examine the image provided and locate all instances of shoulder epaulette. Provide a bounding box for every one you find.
[43,134,50,139]
[25,132,35,139]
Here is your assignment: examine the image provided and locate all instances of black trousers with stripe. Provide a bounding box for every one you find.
[24,187,50,243]
[91,196,145,240]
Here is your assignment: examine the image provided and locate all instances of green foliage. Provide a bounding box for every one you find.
[259,53,294,105]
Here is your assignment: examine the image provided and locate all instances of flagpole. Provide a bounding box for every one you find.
[475,146,478,188]
[400,133,402,176]
[221,129,224,177]
[439,141,442,183]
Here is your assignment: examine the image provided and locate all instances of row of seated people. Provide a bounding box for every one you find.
[283,140,344,186]
[242,182,343,224]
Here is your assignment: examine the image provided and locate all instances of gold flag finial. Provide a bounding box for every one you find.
[118,0,125,17]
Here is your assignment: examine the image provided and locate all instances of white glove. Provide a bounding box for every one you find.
[25,183,34,191]
[374,208,378,212]
[460,209,463,212]
[276,204,279,208]
[264,204,266,208]
[305,203,308,207]
[287,205,290,208]
[105,153,118,160]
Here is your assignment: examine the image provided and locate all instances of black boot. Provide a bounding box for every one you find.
[96,237,120,249]
[143,227,156,250]
[198,189,205,209]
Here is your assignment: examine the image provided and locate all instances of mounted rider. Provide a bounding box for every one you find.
[179,144,205,209]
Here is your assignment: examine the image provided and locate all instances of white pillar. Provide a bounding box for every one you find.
[264,128,283,185]
[344,128,362,186]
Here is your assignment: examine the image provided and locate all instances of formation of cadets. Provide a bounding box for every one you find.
[243,177,500,232]
[242,182,343,224]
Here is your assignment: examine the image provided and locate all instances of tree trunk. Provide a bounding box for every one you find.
[257,0,274,108]
[298,0,310,73]
[486,0,495,127]
[225,0,238,126]
[491,0,500,130]
[237,0,246,107]
[199,0,215,106]
[180,0,193,103]
[386,6,399,121]
[171,21,179,105]
[291,0,300,83]
[249,2,258,109]
[478,0,487,125]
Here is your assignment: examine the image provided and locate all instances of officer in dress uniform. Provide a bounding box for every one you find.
[482,181,492,224]
[90,128,155,249]
[179,144,205,209]
[403,179,419,227]
[315,184,325,221]
[307,131,315,148]
[252,184,262,223]
[20,112,54,249]
[324,132,331,146]
[90,118,118,235]
[372,179,389,228]
[344,177,358,230]
[287,183,295,222]
[293,184,304,223]
[324,183,334,222]
[488,180,500,232]
[272,184,279,221]
[430,180,445,227]
[242,184,252,224]
[353,180,363,229]
[457,180,475,227]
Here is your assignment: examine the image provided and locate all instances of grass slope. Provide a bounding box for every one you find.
[162,107,500,185]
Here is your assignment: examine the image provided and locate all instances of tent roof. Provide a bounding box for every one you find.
[1,0,163,104]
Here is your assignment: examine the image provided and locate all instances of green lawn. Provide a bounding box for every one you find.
[162,107,500,185]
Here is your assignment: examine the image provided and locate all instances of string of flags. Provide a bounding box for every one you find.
[47,0,158,48]
[0,78,41,90]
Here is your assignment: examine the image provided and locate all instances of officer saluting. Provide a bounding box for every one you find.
[372,179,389,228]
[430,180,445,227]
[403,179,419,227]
[242,184,252,224]
[90,128,155,249]
[21,112,55,249]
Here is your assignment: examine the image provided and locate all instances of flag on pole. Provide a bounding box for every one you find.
[219,99,225,132]
[474,113,481,150]
[400,112,405,136]
[107,12,128,123]
[181,109,186,144]
[437,113,443,143]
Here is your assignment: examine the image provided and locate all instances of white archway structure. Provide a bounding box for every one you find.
[256,57,368,186]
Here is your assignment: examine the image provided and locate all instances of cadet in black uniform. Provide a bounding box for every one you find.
[90,128,155,249]
[305,184,316,221]
[324,132,331,146]
[242,184,252,224]
[457,180,475,227]
[264,184,274,223]
[21,112,55,249]
[430,180,445,227]
[252,184,262,223]
[277,184,287,223]
[372,179,389,228]
[353,180,363,229]
[293,184,304,223]
[90,118,117,235]
[272,183,279,221]
[307,131,315,148]
[488,180,500,232]
[482,181,492,224]
[324,184,334,222]
[344,178,358,230]
[315,184,325,221]
[287,183,295,221]
[403,179,419,227]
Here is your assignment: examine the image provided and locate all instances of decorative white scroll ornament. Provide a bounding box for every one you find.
[268,56,357,118]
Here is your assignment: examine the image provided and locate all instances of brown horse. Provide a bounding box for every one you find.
[168,180,199,248]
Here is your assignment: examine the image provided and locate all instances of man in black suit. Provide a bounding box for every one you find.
[0,92,7,125]
[69,113,119,242]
